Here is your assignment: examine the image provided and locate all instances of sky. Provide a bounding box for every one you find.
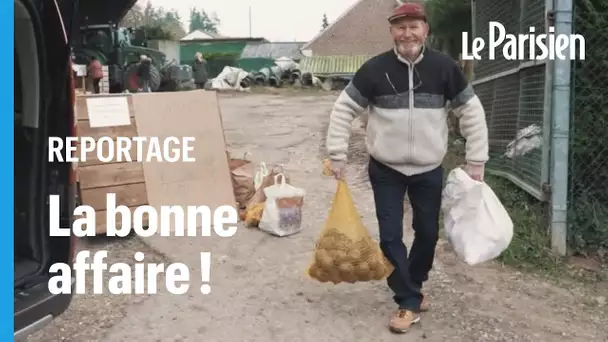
[149,0,360,42]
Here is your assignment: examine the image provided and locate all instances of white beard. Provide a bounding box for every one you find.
[396,42,423,60]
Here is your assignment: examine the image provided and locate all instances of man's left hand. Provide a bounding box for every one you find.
[463,163,485,181]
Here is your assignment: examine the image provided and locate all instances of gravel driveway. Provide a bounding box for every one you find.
[30,91,607,342]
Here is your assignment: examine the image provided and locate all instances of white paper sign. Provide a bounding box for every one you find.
[72,64,87,76]
[86,97,131,128]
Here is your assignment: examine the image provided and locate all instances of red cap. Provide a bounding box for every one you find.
[388,3,427,23]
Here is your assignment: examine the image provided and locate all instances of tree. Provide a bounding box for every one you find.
[321,13,329,30]
[425,0,471,59]
[120,1,186,40]
[189,7,220,34]
[121,2,144,27]
[160,9,186,38]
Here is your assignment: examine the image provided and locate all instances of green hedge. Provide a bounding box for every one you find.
[568,0,608,255]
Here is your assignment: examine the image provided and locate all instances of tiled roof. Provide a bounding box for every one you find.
[303,0,424,56]
[303,0,402,56]
[298,55,372,76]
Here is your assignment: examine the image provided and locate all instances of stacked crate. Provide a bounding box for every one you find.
[71,64,111,93]
[100,66,109,93]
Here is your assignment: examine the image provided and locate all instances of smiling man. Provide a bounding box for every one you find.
[325,2,489,334]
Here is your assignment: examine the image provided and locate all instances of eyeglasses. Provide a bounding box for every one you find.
[385,66,422,95]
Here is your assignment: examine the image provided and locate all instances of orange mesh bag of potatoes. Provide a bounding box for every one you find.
[308,180,393,284]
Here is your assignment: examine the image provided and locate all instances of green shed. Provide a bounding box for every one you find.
[180,38,268,77]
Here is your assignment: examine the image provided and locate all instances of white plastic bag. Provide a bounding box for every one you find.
[254,162,269,190]
[441,168,513,265]
[259,173,306,237]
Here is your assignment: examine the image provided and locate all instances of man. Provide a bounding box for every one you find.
[192,52,208,89]
[87,56,103,94]
[325,2,488,334]
[137,55,152,92]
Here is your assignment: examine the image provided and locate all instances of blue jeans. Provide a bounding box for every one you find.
[368,158,443,312]
[141,79,151,92]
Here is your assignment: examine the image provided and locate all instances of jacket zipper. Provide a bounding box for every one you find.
[408,64,414,165]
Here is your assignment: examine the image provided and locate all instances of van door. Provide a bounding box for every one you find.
[14,0,77,339]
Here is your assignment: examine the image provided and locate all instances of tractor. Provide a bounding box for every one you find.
[71,0,192,93]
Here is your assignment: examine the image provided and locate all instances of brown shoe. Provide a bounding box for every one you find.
[389,309,420,333]
[420,295,430,312]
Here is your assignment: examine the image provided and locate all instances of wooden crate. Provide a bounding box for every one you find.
[74,94,148,234]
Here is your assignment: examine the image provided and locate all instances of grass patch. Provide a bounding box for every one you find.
[484,174,563,272]
[490,174,607,282]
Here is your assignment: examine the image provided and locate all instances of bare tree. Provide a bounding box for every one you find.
[120,0,186,40]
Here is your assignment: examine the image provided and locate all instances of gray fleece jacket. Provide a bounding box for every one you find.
[326,48,489,176]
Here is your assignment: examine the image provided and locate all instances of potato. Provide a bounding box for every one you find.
[354,261,371,280]
[330,249,347,265]
[346,248,361,262]
[340,271,358,283]
[308,264,330,282]
[318,235,337,250]
[338,261,354,274]
[371,262,390,280]
[314,249,334,269]
[308,264,319,277]
[329,272,343,284]
[315,269,331,283]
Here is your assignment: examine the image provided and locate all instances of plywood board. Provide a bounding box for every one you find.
[131,90,235,232]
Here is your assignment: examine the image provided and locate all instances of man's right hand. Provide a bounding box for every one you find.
[323,158,346,179]
[329,160,346,180]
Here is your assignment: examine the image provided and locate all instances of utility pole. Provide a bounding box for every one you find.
[248,6,252,37]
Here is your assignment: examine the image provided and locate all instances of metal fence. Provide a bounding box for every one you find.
[472,0,608,255]
[472,0,547,200]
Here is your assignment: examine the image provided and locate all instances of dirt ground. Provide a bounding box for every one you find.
[30,92,607,341]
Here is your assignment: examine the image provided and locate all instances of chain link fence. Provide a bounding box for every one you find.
[472,0,547,200]
[568,0,608,254]
[472,0,608,255]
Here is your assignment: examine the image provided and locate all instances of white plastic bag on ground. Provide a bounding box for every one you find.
[259,173,306,237]
[254,162,269,190]
[441,168,513,265]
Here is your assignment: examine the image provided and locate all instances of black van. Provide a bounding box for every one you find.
[14,0,77,339]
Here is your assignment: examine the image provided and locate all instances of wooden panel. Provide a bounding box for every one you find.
[93,206,150,235]
[75,94,135,120]
[76,141,139,166]
[131,90,236,233]
[76,118,137,140]
[79,162,144,190]
[81,183,148,211]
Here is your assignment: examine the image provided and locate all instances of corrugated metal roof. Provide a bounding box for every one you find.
[298,55,372,76]
[240,42,305,59]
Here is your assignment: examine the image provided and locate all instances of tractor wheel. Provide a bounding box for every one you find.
[123,63,161,92]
